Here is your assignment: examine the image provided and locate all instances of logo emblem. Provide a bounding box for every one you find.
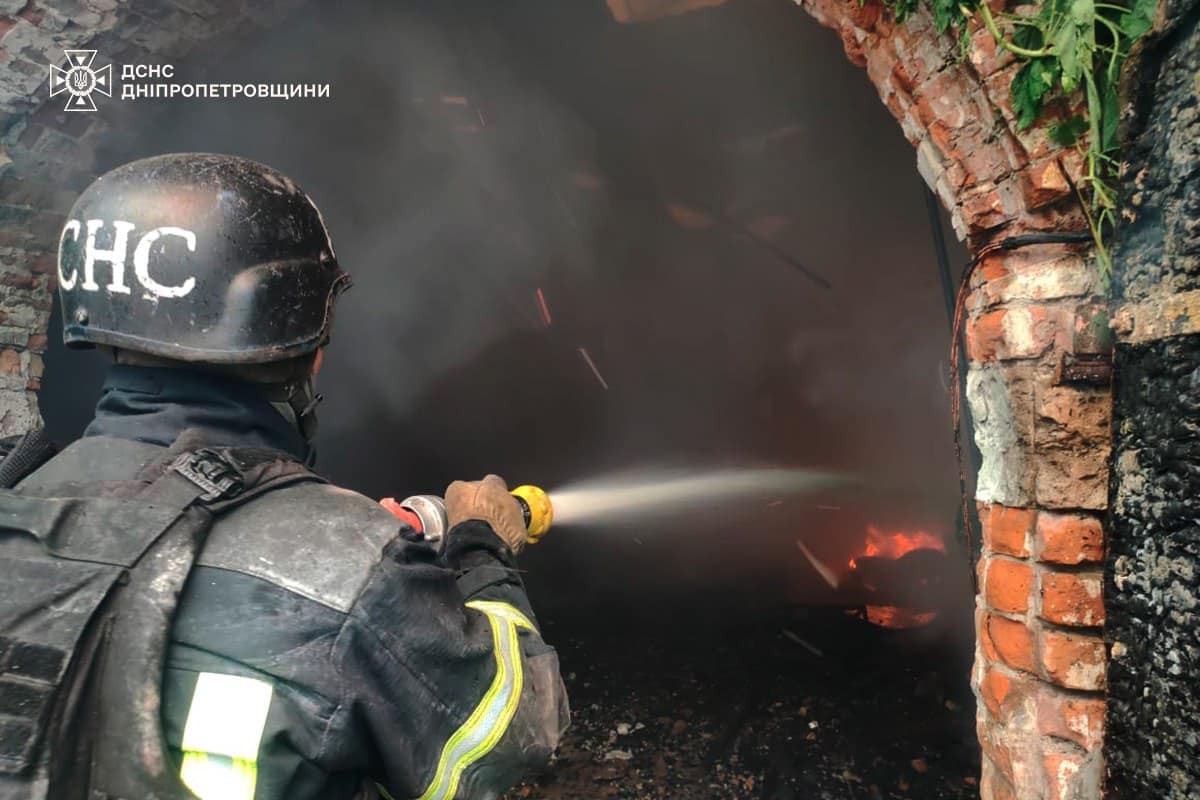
[49,50,112,112]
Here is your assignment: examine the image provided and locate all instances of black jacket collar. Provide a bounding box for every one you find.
[84,365,310,463]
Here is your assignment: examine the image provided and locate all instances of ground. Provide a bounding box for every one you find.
[508,608,980,800]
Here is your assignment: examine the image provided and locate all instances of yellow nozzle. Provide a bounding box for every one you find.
[511,484,553,544]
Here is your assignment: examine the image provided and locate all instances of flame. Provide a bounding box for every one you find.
[848,524,945,570]
[846,524,947,630]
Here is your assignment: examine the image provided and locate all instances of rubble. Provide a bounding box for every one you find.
[507,609,978,799]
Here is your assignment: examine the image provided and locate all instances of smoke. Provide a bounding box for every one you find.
[39,0,970,622]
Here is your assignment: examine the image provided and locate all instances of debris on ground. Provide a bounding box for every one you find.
[506,608,979,799]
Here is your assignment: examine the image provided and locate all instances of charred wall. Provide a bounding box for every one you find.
[1107,0,1200,796]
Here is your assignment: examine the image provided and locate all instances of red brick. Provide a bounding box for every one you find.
[967,23,1015,78]
[982,612,1036,673]
[1037,691,1106,750]
[985,557,1033,614]
[29,251,57,275]
[982,61,1022,128]
[915,71,971,131]
[17,3,42,25]
[0,349,20,375]
[0,271,36,290]
[0,228,34,247]
[978,666,1012,718]
[978,664,1038,721]
[967,308,1005,362]
[957,125,1018,187]
[0,16,17,39]
[980,503,1034,557]
[1021,158,1072,210]
[967,306,1056,362]
[1037,513,1104,564]
[927,118,955,158]
[1040,571,1104,627]
[961,183,1015,234]
[847,0,883,29]
[978,720,1016,785]
[26,334,46,353]
[1040,630,1106,690]
[890,57,918,96]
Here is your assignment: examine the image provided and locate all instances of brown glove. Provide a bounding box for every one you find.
[445,474,527,553]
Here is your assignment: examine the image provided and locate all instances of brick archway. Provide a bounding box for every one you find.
[0,1,1111,798]
[793,5,1111,798]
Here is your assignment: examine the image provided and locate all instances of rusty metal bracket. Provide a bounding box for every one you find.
[1054,352,1113,386]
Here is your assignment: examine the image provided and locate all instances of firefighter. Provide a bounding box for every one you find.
[0,153,568,800]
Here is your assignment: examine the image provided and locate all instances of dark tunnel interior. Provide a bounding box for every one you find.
[39,0,972,633]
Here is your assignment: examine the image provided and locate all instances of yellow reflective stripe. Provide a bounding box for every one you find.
[464,600,536,632]
[417,603,530,800]
[179,673,274,800]
[180,753,257,800]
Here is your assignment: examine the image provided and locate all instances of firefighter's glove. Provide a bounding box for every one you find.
[445,474,527,554]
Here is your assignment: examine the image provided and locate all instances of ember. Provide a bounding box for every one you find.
[536,287,553,327]
[858,606,940,629]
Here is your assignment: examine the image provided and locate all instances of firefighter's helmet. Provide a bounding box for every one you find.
[57,153,351,364]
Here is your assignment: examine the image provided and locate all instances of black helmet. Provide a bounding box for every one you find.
[57,153,351,363]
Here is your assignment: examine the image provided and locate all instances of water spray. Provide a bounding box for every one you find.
[380,467,848,549]
[548,468,849,527]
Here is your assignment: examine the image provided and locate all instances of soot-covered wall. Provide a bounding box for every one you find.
[1107,0,1200,795]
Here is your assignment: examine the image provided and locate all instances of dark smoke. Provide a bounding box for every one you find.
[40,0,969,624]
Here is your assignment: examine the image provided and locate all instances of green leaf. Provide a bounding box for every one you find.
[1049,114,1089,145]
[1054,21,1082,89]
[1054,0,1097,92]
[1119,0,1156,39]
[1011,57,1061,130]
[958,24,973,61]
[888,0,920,23]
[1011,23,1045,51]
[933,0,959,33]
[1098,71,1120,152]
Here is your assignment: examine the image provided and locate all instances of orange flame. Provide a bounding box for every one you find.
[846,524,947,629]
[848,524,945,570]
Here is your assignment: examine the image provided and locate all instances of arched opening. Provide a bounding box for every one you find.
[37,0,981,794]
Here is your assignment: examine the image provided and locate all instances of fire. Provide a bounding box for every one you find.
[847,524,947,630]
[848,524,945,570]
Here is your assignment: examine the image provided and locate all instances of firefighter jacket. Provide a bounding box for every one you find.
[19,365,570,800]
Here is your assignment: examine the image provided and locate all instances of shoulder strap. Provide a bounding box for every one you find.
[86,443,322,800]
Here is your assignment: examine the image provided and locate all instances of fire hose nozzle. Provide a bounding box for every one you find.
[511,484,553,544]
[380,484,554,549]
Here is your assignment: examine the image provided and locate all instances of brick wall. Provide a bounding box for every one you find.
[792,1,1110,798]
[0,0,304,434]
[0,1,1124,797]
